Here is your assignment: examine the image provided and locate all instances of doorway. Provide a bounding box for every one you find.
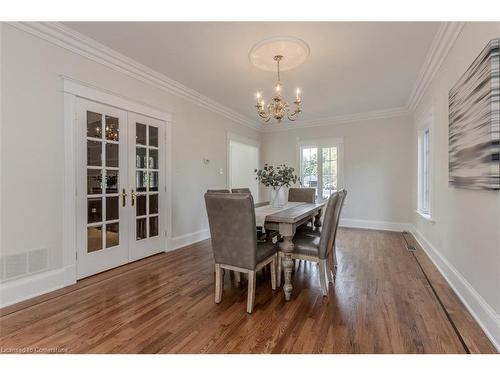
[228,134,260,201]
[76,98,168,278]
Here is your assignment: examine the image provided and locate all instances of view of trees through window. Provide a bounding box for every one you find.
[301,146,338,199]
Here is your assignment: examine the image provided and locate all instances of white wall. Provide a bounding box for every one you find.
[0,24,259,303]
[261,115,414,228]
[411,22,500,348]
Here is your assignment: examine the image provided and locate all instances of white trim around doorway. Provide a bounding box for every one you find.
[62,76,173,284]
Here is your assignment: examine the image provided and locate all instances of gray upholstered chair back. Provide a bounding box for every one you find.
[207,189,230,193]
[231,188,251,194]
[317,192,339,259]
[204,193,258,269]
[330,189,347,250]
[288,187,315,203]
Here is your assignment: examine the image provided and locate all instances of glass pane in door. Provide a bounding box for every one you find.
[105,115,119,141]
[87,169,102,194]
[87,111,102,138]
[87,141,102,166]
[136,218,147,240]
[106,223,120,248]
[87,226,103,252]
[136,123,147,145]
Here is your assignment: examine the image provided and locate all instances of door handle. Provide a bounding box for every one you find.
[121,188,127,207]
[131,188,136,206]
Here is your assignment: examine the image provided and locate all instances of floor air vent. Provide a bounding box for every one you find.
[401,231,416,251]
[0,248,49,282]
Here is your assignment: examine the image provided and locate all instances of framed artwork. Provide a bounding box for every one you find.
[449,38,499,190]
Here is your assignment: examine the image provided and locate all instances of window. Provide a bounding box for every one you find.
[299,139,343,200]
[418,127,431,216]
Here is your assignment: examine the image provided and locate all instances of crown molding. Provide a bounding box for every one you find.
[406,22,465,111]
[7,22,463,134]
[8,22,260,131]
[259,107,411,132]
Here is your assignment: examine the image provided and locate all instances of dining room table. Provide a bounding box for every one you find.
[254,201,325,301]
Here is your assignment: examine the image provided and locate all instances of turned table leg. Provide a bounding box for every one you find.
[314,208,322,228]
[278,222,295,301]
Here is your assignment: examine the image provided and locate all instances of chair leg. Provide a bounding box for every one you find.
[319,259,328,296]
[326,254,333,284]
[331,248,338,281]
[234,271,241,284]
[270,256,277,290]
[247,270,256,313]
[277,252,282,287]
[215,264,223,303]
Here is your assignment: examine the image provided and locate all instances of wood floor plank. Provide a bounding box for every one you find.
[0,228,495,353]
[406,232,497,354]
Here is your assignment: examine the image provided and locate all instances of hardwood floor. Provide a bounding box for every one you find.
[0,228,496,354]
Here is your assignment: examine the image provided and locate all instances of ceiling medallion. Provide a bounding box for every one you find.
[250,36,308,123]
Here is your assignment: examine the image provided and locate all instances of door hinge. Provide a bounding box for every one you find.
[165,230,167,237]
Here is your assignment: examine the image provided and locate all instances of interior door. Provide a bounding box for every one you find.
[76,99,129,278]
[128,113,167,261]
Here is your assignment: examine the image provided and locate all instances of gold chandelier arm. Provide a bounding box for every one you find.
[287,112,299,121]
[257,106,272,122]
[286,100,302,121]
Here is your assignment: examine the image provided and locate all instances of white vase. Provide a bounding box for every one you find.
[270,186,285,208]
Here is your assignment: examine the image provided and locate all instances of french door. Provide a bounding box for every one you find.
[76,98,167,279]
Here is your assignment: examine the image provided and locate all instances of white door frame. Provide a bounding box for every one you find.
[63,77,172,282]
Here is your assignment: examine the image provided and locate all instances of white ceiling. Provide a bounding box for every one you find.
[63,22,440,124]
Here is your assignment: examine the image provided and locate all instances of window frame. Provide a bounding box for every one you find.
[417,113,434,221]
[297,137,344,200]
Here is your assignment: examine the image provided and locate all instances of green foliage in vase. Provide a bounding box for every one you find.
[254,164,299,188]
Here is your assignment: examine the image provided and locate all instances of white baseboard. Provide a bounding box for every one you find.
[0,265,76,308]
[167,229,210,252]
[0,228,212,308]
[411,228,500,351]
[340,218,413,232]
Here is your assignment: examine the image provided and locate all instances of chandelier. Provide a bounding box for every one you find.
[255,55,302,123]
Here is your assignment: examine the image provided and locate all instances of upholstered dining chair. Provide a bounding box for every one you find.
[204,192,278,313]
[231,188,251,194]
[288,187,316,228]
[288,187,316,203]
[295,190,347,284]
[231,188,270,238]
[207,189,230,193]
[277,190,346,296]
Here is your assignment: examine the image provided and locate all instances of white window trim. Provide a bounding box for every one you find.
[416,111,435,223]
[296,137,345,200]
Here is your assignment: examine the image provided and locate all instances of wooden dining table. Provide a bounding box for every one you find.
[255,201,325,301]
